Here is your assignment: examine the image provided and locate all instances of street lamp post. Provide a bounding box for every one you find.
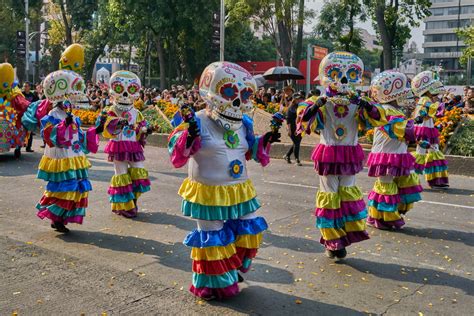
[306,43,311,97]
[220,0,225,61]
[25,0,29,82]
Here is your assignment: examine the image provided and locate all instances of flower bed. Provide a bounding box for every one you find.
[446,118,474,156]
[156,100,179,120]
[254,101,280,114]
[434,107,464,150]
[72,109,100,126]
[142,107,173,134]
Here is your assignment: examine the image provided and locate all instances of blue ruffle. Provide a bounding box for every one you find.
[192,270,238,288]
[368,200,398,212]
[182,198,260,221]
[46,179,92,193]
[21,100,41,132]
[37,169,89,182]
[316,209,368,229]
[133,184,151,193]
[184,225,236,248]
[400,193,422,204]
[424,165,448,174]
[109,192,135,203]
[225,216,268,236]
[36,203,86,218]
[242,114,256,149]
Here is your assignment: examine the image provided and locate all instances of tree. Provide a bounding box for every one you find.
[363,0,431,70]
[315,0,366,55]
[457,25,474,66]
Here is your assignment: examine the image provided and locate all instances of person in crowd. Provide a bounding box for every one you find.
[446,95,463,110]
[267,87,276,102]
[36,83,45,100]
[284,93,305,166]
[279,86,294,114]
[463,87,474,114]
[134,90,146,111]
[21,82,39,152]
[262,93,272,106]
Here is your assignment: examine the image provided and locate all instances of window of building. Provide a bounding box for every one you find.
[426,19,472,29]
[425,34,458,42]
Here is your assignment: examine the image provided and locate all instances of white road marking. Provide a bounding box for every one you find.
[263,179,474,210]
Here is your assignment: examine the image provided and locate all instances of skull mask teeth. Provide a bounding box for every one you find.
[199,62,256,131]
[109,71,141,111]
[319,51,364,95]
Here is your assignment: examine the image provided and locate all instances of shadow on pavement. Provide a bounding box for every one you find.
[422,187,474,196]
[264,232,324,253]
[211,285,362,315]
[0,151,41,176]
[156,171,188,179]
[402,226,473,247]
[244,262,295,284]
[345,258,474,296]
[134,211,195,231]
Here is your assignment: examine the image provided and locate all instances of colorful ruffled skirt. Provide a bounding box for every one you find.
[312,144,365,176]
[413,126,449,187]
[180,178,267,299]
[36,155,92,225]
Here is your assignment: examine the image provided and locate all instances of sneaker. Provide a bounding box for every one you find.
[296,160,302,166]
[26,148,34,152]
[52,222,70,233]
[14,148,21,159]
[283,155,291,164]
[325,249,336,259]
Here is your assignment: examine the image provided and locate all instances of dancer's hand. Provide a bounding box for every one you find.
[414,116,424,124]
[65,115,73,126]
[263,130,281,147]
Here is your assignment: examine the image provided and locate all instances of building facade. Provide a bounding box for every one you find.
[423,0,474,82]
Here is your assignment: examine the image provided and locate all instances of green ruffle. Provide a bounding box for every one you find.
[182,197,261,220]
[36,203,86,218]
[37,168,89,182]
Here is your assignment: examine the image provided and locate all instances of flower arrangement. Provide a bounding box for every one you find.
[72,109,100,126]
[434,107,464,149]
[142,107,173,133]
[252,100,280,114]
[156,100,179,120]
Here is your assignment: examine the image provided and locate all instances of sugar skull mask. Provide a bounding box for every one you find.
[0,63,15,100]
[109,71,141,110]
[371,70,413,107]
[59,44,85,72]
[199,62,256,131]
[411,71,445,97]
[43,70,86,106]
[319,51,364,94]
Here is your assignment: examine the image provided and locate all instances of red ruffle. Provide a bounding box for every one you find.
[315,200,366,219]
[192,254,242,275]
[38,197,88,211]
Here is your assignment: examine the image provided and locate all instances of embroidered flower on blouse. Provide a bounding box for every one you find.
[333,103,349,118]
[121,111,132,123]
[71,140,81,153]
[122,125,134,138]
[229,159,244,179]
[223,130,240,149]
[334,124,347,140]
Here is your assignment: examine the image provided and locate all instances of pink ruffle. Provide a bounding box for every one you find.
[86,127,99,153]
[415,126,440,143]
[314,161,364,176]
[315,200,366,219]
[367,217,405,230]
[425,159,448,168]
[189,283,240,300]
[37,209,83,225]
[105,140,145,162]
[108,184,133,195]
[320,231,369,251]
[368,191,400,204]
[428,177,449,187]
[169,129,201,168]
[367,153,415,177]
[256,136,271,167]
[132,179,151,186]
[36,99,53,122]
[398,185,423,195]
[312,144,365,176]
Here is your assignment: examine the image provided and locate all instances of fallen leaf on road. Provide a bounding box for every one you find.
[295,299,302,304]
[13,292,21,295]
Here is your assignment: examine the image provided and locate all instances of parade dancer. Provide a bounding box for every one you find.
[0,63,30,158]
[411,71,449,188]
[298,52,376,259]
[366,71,423,230]
[103,71,151,218]
[168,62,280,300]
[35,70,103,233]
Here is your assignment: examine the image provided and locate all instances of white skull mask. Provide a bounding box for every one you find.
[411,71,445,97]
[199,62,256,131]
[43,70,86,106]
[319,51,364,94]
[370,70,413,107]
[109,71,141,110]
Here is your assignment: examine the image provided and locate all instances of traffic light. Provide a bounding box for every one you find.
[16,31,26,58]
[211,11,220,52]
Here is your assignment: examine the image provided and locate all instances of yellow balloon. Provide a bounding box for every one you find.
[59,44,85,72]
[0,63,14,99]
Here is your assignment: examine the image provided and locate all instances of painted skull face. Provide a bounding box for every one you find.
[319,51,364,94]
[43,70,87,105]
[370,70,412,106]
[199,62,256,131]
[109,71,141,110]
[411,70,445,97]
[0,63,15,100]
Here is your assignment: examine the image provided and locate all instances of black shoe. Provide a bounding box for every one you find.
[335,248,347,259]
[40,145,46,148]
[325,249,336,259]
[296,160,302,166]
[14,148,21,159]
[52,222,70,233]
[26,148,34,152]
[283,155,291,164]
[238,273,244,283]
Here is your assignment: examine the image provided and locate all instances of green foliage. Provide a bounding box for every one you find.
[225,23,277,62]
[448,119,474,157]
[457,26,474,66]
[359,48,381,72]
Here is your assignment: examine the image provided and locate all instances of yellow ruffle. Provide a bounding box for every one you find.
[368,206,402,221]
[394,173,420,189]
[373,181,398,195]
[320,220,367,241]
[235,233,263,249]
[412,152,427,164]
[191,244,237,261]
[129,168,148,180]
[110,174,132,187]
[179,178,257,206]
[44,191,88,202]
[39,155,90,173]
[426,170,449,181]
[362,106,388,128]
[426,150,446,162]
[111,200,136,211]
[316,186,363,209]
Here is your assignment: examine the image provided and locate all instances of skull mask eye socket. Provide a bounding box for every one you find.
[327,67,341,81]
[346,65,362,83]
[220,83,239,101]
[112,82,125,94]
[128,83,139,95]
[240,87,254,104]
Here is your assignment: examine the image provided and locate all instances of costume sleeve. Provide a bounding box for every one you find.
[22,99,53,131]
[296,97,325,135]
[242,115,271,167]
[135,111,148,146]
[380,117,415,142]
[101,110,123,139]
[168,122,201,168]
[358,102,387,128]
[40,115,77,148]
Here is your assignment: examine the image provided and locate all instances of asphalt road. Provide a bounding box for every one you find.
[0,141,473,315]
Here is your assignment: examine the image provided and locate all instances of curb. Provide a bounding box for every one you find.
[146,133,474,177]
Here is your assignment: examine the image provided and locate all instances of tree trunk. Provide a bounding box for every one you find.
[374,0,393,69]
[347,4,355,52]
[156,37,166,90]
[59,0,72,45]
[294,0,305,68]
[127,42,133,71]
[277,21,292,66]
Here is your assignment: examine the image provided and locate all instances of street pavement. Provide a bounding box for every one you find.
[0,141,473,315]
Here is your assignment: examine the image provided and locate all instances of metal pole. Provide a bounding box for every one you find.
[25,0,29,83]
[219,0,225,61]
[467,57,472,85]
[306,44,311,97]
